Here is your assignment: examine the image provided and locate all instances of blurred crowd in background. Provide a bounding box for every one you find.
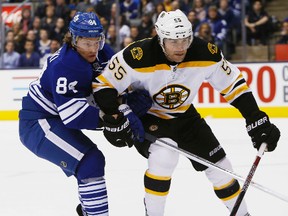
[0,0,288,69]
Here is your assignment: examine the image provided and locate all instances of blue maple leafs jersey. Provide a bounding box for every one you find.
[19,43,114,129]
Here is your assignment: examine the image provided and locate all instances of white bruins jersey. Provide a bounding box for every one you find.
[93,36,251,119]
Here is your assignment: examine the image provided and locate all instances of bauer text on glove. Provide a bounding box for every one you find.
[102,113,134,148]
[246,111,280,151]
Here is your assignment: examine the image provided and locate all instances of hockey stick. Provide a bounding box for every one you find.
[144,133,288,203]
[229,143,267,216]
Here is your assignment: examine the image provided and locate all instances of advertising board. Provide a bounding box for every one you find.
[0,62,287,120]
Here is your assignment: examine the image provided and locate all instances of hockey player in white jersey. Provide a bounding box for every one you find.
[92,10,280,216]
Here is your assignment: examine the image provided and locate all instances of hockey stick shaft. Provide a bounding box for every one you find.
[229,143,267,216]
[144,133,288,203]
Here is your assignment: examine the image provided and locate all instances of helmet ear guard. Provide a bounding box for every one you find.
[69,12,105,50]
[155,9,193,47]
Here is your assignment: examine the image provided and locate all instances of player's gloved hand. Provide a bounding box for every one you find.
[118,104,145,142]
[123,90,152,117]
[102,113,134,148]
[246,111,280,151]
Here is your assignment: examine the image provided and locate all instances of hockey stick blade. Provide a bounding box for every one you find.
[229,143,267,216]
[145,133,288,203]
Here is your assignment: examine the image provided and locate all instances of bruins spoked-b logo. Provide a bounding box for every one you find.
[208,42,218,54]
[153,84,190,109]
[130,47,143,60]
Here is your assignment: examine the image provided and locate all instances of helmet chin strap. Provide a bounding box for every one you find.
[70,34,78,48]
[160,44,168,57]
[158,37,171,62]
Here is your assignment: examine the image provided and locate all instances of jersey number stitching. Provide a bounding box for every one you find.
[56,77,78,94]
[221,59,232,75]
[108,56,127,80]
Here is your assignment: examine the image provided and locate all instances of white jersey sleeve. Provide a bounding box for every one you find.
[206,55,251,103]
[93,49,135,94]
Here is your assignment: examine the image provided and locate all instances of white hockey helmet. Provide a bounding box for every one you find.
[155,9,193,47]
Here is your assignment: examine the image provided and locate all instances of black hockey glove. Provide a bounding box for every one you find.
[102,113,134,148]
[246,111,280,152]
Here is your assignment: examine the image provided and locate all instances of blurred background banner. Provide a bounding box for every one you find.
[2,3,33,28]
[0,62,287,120]
[0,0,288,119]
[194,62,288,118]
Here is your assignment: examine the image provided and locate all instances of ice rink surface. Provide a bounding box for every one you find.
[1,118,287,215]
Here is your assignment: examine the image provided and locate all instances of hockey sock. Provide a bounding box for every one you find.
[144,170,171,216]
[78,177,108,216]
[205,157,250,216]
[214,179,249,216]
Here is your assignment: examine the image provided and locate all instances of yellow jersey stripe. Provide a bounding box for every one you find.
[221,74,244,95]
[134,61,217,73]
[223,84,250,102]
[93,75,114,89]
[178,61,217,68]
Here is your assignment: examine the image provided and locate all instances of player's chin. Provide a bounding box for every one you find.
[173,54,185,63]
[86,56,97,63]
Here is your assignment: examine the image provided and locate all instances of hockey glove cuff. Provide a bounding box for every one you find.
[246,111,280,152]
[102,113,134,148]
[118,104,145,143]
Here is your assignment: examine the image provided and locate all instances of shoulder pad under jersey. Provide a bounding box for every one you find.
[49,44,91,72]
[186,37,222,62]
[122,37,164,69]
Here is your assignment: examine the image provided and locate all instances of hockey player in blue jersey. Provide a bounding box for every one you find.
[18,12,115,215]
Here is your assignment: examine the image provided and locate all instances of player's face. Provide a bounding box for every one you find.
[76,37,102,63]
[163,37,191,63]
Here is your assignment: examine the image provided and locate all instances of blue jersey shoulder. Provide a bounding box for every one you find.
[48,43,91,74]
[21,43,102,129]
[42,44,93,99]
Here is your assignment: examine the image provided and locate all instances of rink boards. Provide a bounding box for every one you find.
[0,62,287,120]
